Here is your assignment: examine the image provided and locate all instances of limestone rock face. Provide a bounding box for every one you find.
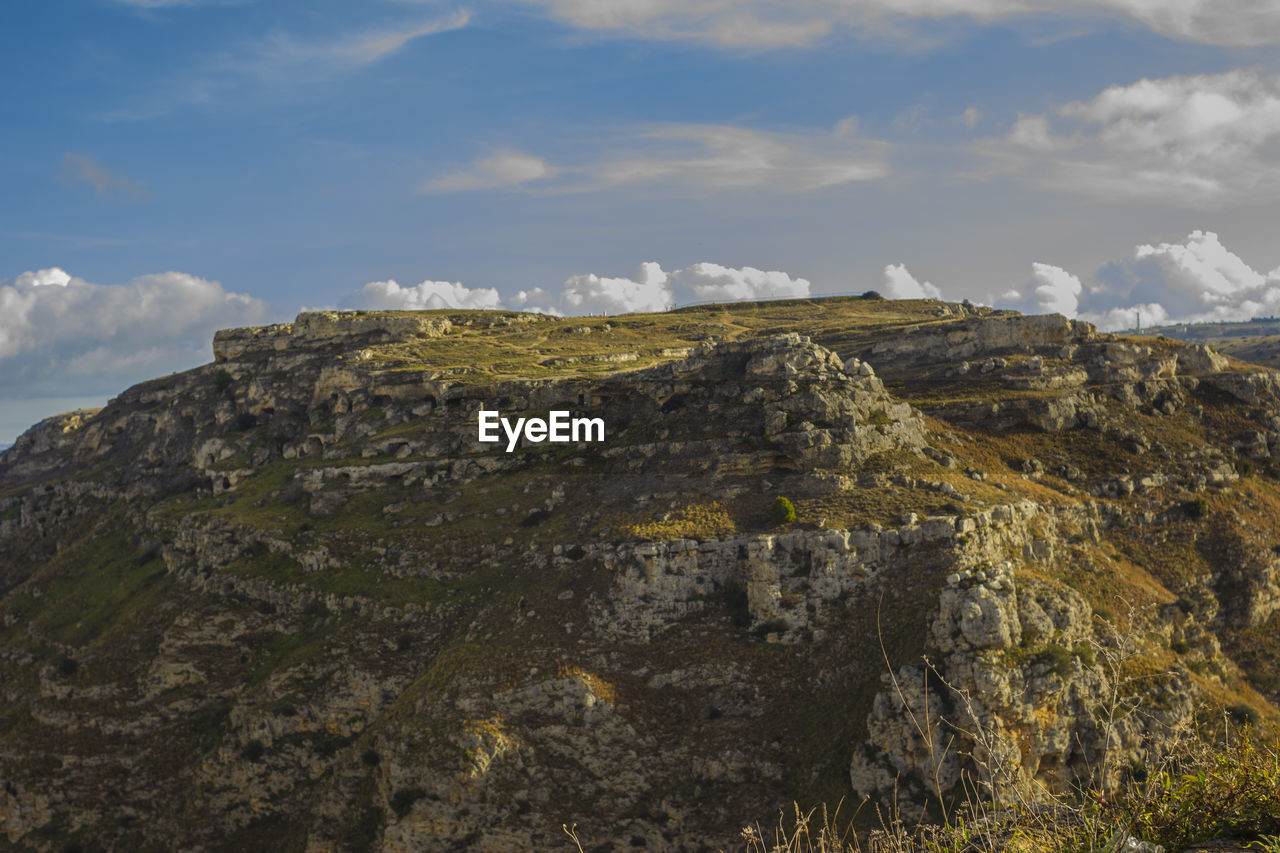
[213,311,454,362]
[852,558,1196,805]
[2,302,1279,851]
[864,313,1090,369]
[932,565,1022,653]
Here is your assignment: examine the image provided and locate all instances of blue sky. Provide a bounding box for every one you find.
[4,0,1280,442]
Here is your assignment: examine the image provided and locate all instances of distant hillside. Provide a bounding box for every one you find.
[1133,317,1280,369]
[3,297,1280,851]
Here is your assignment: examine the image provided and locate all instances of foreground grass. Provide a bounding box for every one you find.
[731,730,1280,853]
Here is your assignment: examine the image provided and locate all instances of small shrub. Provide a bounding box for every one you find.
[1171,639,1190,654]
[56,656,79,677]
[278,481,307,506]
[1121,731,1280,846]
[1175,596,1199,615]
[1037,644,1076,679]
[771,496,797,527]
[235,412,259,431]
[1228,702,1260,726]
[361,748,381,767]
[1183,497,1210,520]
[391,787,427,819]
[520,508,551,527]
[860,290,883,300]
[242,739,266,762]
[213,369,234,393]
[1248,667,1280,694]
[751,618,789,639]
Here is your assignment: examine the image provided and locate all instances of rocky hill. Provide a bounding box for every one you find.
[2,296,1280,851]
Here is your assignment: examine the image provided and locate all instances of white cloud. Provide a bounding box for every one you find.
[1005,115,1062,151]
[342,279,504,311]
[591,123,889,192]
[15,268,72,288]
[987,231,1280,330]
[985,70,1280,203]
[423,151,554,192]
[547,261,812,313]
[509,287,565,315]
[432,121,889,195]
[517,0,1280,47]
[562,262,675,314]
[670,262,810,302]
[999,263,1083,316]
[1078,302,1172,332]
[881,263,941,299]
[104,10,469,118]
[1085,230,1280,326]
[519,304,566,316]
[59,153,149,201]
[338,261,812,319]
[248,10,471,73]
[519,0,832,47]
[0,267,273,397]
[511,287,553,306]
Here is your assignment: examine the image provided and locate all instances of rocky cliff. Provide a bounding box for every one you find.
[2,298,1279,851]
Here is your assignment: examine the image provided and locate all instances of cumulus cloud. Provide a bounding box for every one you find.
[342,279,504,311]
[990,231,1280,331]
[0,267,273,398]
[1086,231,1280,326]
[562,262,675,314]
[342,261,812,319]
[511,287,552,308]
[518,0,1280,47]
[550,261,812,313]
[670,263,810,302]
[59,153,149,201]
[998,263,1083,316]
[881,263,941,299]
[509,288,565,316]
[422,151,554,192]
[985,70,1280,203]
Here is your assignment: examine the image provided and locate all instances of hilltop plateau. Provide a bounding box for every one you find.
[3,296,1280,851]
